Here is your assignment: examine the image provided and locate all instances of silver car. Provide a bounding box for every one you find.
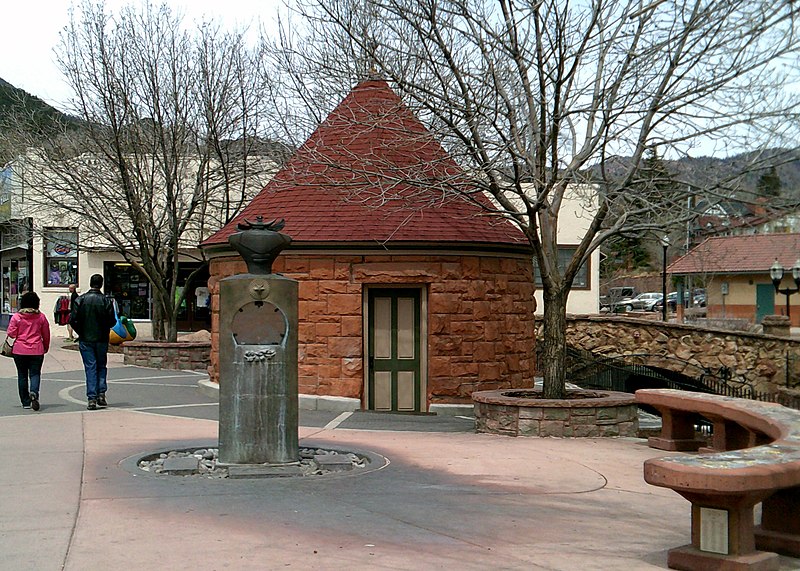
[620,292,663,312]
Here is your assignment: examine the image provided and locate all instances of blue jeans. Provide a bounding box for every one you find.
[13,354,44,406]
[79,341,109,400]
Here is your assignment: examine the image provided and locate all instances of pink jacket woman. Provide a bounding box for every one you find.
[7,292,50,410]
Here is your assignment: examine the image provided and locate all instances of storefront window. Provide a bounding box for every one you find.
[176,263,210,332]
[2,259,29,314]
[1,219,33,318]
[44,228,78,286]
[104,262,151,319]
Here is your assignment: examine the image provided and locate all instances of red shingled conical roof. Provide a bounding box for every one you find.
[203,79,527,248]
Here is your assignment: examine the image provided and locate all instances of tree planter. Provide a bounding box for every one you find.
[123,341,211,372]
[472,388,638,437]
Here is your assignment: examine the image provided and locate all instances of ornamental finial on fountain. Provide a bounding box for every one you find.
[228,216,292,275]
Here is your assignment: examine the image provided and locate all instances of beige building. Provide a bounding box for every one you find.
[531,184,600,315]
[0,153,272,336]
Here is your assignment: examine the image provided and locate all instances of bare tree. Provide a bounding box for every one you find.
[4,1,276,341]
[273,0,800,397]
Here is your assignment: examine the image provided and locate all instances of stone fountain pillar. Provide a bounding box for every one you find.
[218,217,299,465]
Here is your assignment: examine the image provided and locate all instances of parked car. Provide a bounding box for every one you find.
[690,288,705,307]
[599,286,637,311]
[619,292,663,312]
[654,290,705,313]
[653,292,677,313]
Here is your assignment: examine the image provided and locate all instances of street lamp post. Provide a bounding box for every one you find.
[769,258,800,319]
[660,235,670,322]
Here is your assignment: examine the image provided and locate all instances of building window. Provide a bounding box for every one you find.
[2,259,29,314]
[44,228,78,287]
[533,247,589,289]
[104,261,151,319]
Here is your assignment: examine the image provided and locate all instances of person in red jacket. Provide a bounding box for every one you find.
[7,291,51,410]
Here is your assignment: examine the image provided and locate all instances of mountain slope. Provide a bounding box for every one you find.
[0,77,80,138]
[591,149,800,199]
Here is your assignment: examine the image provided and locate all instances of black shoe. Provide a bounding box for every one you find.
[31,393,40,411]
[87,400,97,410]
[22,404,32,409]
[97,394,107,408]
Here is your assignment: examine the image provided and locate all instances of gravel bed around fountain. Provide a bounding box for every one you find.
[125,443,386,479]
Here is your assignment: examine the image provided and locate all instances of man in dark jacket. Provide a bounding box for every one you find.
[70,274,116,410]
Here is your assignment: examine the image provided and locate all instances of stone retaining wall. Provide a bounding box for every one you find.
[123,341,211,371]
[563,315,800,394]
[473,389,639,437]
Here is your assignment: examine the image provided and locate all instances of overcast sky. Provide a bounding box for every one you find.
[0,0,285,109]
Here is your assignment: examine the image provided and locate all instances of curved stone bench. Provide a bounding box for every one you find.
[635,388,800,570]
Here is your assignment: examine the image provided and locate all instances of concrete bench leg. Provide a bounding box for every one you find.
[700,416,755,453]
[756,486,800,558]
[648,408,706,451]
[667,491,779,571]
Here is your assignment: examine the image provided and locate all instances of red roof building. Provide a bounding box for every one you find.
[668,233,800,325]
[203,79,536,412]
[669,234,800,275]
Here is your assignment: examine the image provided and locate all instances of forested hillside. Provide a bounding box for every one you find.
[0,77,81,162]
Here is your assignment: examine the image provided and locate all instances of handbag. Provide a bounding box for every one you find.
[1,336,14,357]
[109,299,137,345]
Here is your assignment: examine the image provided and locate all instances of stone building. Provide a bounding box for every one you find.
[202,79,536,412]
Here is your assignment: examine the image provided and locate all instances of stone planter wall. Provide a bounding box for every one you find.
[473,389,639,437]
[123,341,211,371]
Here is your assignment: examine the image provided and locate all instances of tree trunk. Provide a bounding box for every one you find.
[146,263,182,342]
[166,312,178,342]
[150,287,179,342]
[540,287,568,399]
[151,299,166,341]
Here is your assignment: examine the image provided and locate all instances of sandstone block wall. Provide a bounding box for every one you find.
[474,396,639,437]
[123,341,211,371]
[208,252,536,407]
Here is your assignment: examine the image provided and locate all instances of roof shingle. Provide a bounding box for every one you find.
[203,79,526,248]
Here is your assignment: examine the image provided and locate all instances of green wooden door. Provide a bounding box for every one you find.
[756,283,775,323]
[368,289,421,412]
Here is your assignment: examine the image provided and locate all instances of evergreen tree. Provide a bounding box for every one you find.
[601,236,652,278]
[638,148,680,200]
[756,166,782,197]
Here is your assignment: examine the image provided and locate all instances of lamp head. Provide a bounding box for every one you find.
[771,258,784,289]
[793,259,800,284]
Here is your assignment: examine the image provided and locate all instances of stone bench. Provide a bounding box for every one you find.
[635,388,800,571]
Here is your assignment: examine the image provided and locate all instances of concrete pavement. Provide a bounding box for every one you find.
[1,339,799,570]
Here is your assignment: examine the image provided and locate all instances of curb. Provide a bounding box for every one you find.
[197,380,473,416]
[198,380,361,412]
